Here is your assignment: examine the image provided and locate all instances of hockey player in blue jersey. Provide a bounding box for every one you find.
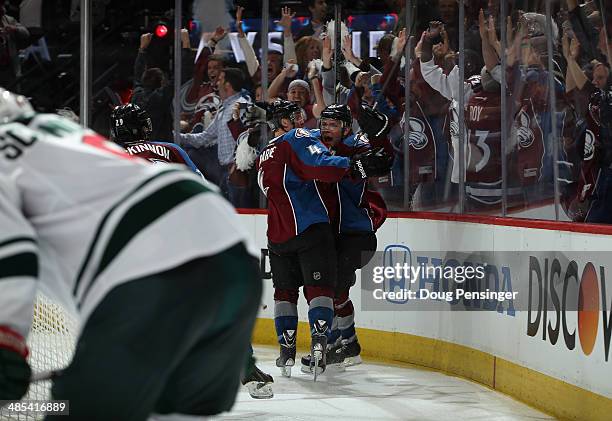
[256,100,392,379]
[300,104,391,371]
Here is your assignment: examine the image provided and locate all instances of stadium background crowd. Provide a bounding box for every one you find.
[6,0,612,223]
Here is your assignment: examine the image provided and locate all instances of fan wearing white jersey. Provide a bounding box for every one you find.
[0,89,262,419]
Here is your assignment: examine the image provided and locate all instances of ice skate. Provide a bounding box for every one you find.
[242,364,274,399]
[310,334,327,381]
[275,329,296,377]
[301,341,346,373]
[341,339,362,367]
[275,344,296,377]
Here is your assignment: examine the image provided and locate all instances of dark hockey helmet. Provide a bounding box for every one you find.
[268,99,301,130]
[110,103,152,145]
[588,90,612,128]
[319,104,352,128]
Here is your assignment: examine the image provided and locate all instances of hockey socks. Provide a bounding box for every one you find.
[335,292,356,343]
[304,286,334,339]
[328,316,341,347]
[273,289,298,348]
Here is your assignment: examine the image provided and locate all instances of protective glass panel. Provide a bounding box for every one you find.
[6,1,80,123]
[387,0,463,213]
[502,0,558,220]
[558,0,612,224]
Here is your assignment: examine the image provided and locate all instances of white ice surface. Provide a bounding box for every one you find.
[211,346,553,421]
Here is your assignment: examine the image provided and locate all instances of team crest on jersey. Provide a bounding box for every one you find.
[294,128,310,138]
[408,117,429,150]
[194,93,222,115]
[515,110,536,148]
[353,132,370,148]
[449,107,459,138]
[584,130,596,161]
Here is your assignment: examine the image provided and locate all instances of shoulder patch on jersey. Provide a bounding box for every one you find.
[584,130,595,161]
[294,128,310,138]
[514,110,536,148]
[408,117,429,150]
[351,133,370,148]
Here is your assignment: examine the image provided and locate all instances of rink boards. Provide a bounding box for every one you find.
[237,210,612,421]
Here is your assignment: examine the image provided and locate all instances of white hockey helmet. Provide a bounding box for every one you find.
[0,88,34,124]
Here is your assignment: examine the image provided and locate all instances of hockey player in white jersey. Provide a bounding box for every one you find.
[0,89,262,419]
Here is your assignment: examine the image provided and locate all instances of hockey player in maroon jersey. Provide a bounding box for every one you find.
[257,100,392,379]
[300,104,389,371]
[110,104,202,174]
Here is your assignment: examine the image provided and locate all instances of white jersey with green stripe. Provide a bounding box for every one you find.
[0,175,38,339]
[0,113,256,326]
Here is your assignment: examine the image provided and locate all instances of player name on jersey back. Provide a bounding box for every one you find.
[126,142,171,161]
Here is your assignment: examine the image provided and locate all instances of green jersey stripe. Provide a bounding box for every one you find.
[0,252,38,280]
[77,179,212,306]
[72,168,181,296]
[0,237,36,250]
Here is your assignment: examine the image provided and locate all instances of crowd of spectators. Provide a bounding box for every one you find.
[8,0,612,223]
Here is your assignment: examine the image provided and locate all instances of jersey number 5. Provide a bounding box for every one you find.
[0,127,38,160]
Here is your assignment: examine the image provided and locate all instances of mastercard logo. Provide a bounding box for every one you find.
[578,262,599,356]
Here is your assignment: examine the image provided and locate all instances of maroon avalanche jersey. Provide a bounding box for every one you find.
[465,90,502,184]
[577,109,601,203]
[124,141,199,173]
[511,98,545,185]
[256,128,351,244]
[406,100,437,186]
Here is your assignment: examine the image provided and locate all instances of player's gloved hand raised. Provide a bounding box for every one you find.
[242,102,268,128]
[350,148,393,179]
[357,104,390,139]
[0,326,31,401]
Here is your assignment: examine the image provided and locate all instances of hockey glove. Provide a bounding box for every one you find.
[241,103,268,128]
[350,148,393,179]
[0,326,31,401]
[357,104,390,139]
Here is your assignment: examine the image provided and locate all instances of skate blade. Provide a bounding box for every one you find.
[312,352,325,381]
[343,355,362,367]
[301,363,312,374]
[245,381,274,399]
[280,365,292,378]
[313,364,325,381]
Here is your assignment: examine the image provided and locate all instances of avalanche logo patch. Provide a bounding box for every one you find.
[515,110,536,148]
[295,128,310,138]
[584,130,595,161]
[408,117,428,150]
